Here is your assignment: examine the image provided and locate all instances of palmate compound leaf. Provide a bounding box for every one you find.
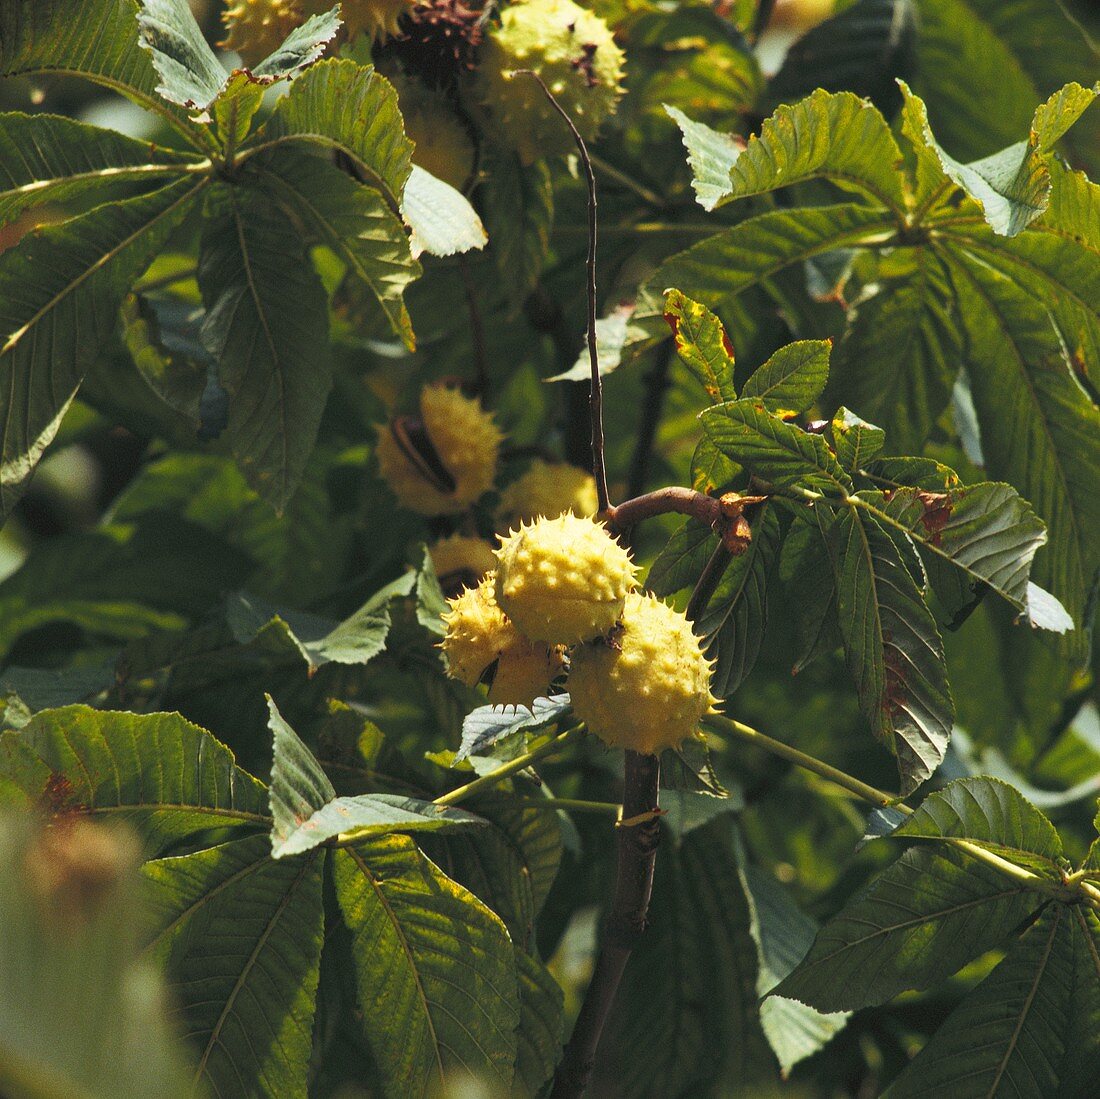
[0,816,193,1099]
[775,843,1041,1012]
[884,903,1100,1097]
[142,833,325,1099]
[334,834,521,1097]
[198,182,332,509]
[667,88,907,215]
[833,507,954,793]
[0,0,205,144]
[266,698,482,859]
[0,176,205,519]
[0,705,269,853]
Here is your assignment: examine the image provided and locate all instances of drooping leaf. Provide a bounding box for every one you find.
[884,904,1100,1097]
[663,288,738,403]
[893,776,1063,875]
[594,820,777,1095]
[198,183,332,508]
[137,0,227,110]
[648,518,720,598]
[143,834,325,1099]
[266,698,480,858]
[247,149,418,348]
[775,844,1040,1011]
[668,89,906,214]
[0,111,196,228]
[0,177,204,518]
[456,696,572,763]
[743,864,849,1076]
[259,58,412,206]
[0,816,193,1099]
[742,339,831,415]
[0,0,204,143]
[701,400,851,493]
[780,508,842,672]
[334,835,521,1097]
[697,504,780,698]
[2,705,268,850]
[514,950,564,1096]
[401,165,487,259]
[481,147,553,310]
[833,507,954,792]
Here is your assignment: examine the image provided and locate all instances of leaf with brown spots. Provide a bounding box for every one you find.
[664,288,738,404]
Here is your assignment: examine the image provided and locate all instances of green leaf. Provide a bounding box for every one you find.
[137,0,226,110]
[402,165,487,259]
[0,0,204,143]
[697,504,780,698]
[648,518,719,598]
[742,339,831,415]
[143,834,325,1099]
[828,247,962,452]
[663,288,738,403]
[0,112,196,228]
[334,835,521,1096]
[937,237,1099,654]
[780,509,842,673]
[246,149,418,348]
[514,950,564,1096]
[481,148,553,311]
[0,177,204,518]
[266,698,480,858]
[250,7,342,80]
[594,821,777,1095]
[456,696,571,763]
[210,69,267,151]
[198,183,331,508]
[834,508,954,793]
[258,58,412,206]
[884,904,1100,1097]
[830,408,885,472]
[701,400,852,493]
[743,864,849,1075]
[0,515,252,658]
[894,776,1063,874]
[0,816,192,1099]
[871,481,1049,613]
[2,705,268,849]
[775,844,1040,1011]
[914,0,1100,173]
[668,89,906,214]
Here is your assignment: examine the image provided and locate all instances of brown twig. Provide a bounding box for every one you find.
[516,69,610,512]
[606,486,723,530]
[550,751,661,1098]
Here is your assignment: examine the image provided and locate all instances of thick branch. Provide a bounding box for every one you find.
[550,751,661,1098]
[606,486,722,530]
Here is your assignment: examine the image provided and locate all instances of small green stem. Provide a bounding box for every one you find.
[133,264,200,295]
[706,714,901,810]
[432,726,584,808]
[588,153,664,208]
[707,714,1096,907]
[505,797,621,816]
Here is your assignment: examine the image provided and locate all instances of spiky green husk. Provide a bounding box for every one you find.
[569,592,717,755]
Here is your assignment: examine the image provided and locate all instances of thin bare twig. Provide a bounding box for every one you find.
[515,69,610,512]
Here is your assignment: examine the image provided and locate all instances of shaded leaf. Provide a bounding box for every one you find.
[514,951,564,1096]
[742,339,831,415]
[143,834,324,1099]
[334,835,520,1096]
[776,844,1039,1011]
[2,705,268,851]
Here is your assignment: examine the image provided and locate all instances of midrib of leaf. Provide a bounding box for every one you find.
[193,852,317,1086]
[3,160,206,204]
[143,853,270,954]
[84,803,270,823]
[344,846,446,1084]
[1074,907,1100,982]
[249,163,409,338]
[936,243,1087,597]
[806,886,1030,966]
[1,177,208,355]
[226,189,289,485]
[986,905,1061,1096]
